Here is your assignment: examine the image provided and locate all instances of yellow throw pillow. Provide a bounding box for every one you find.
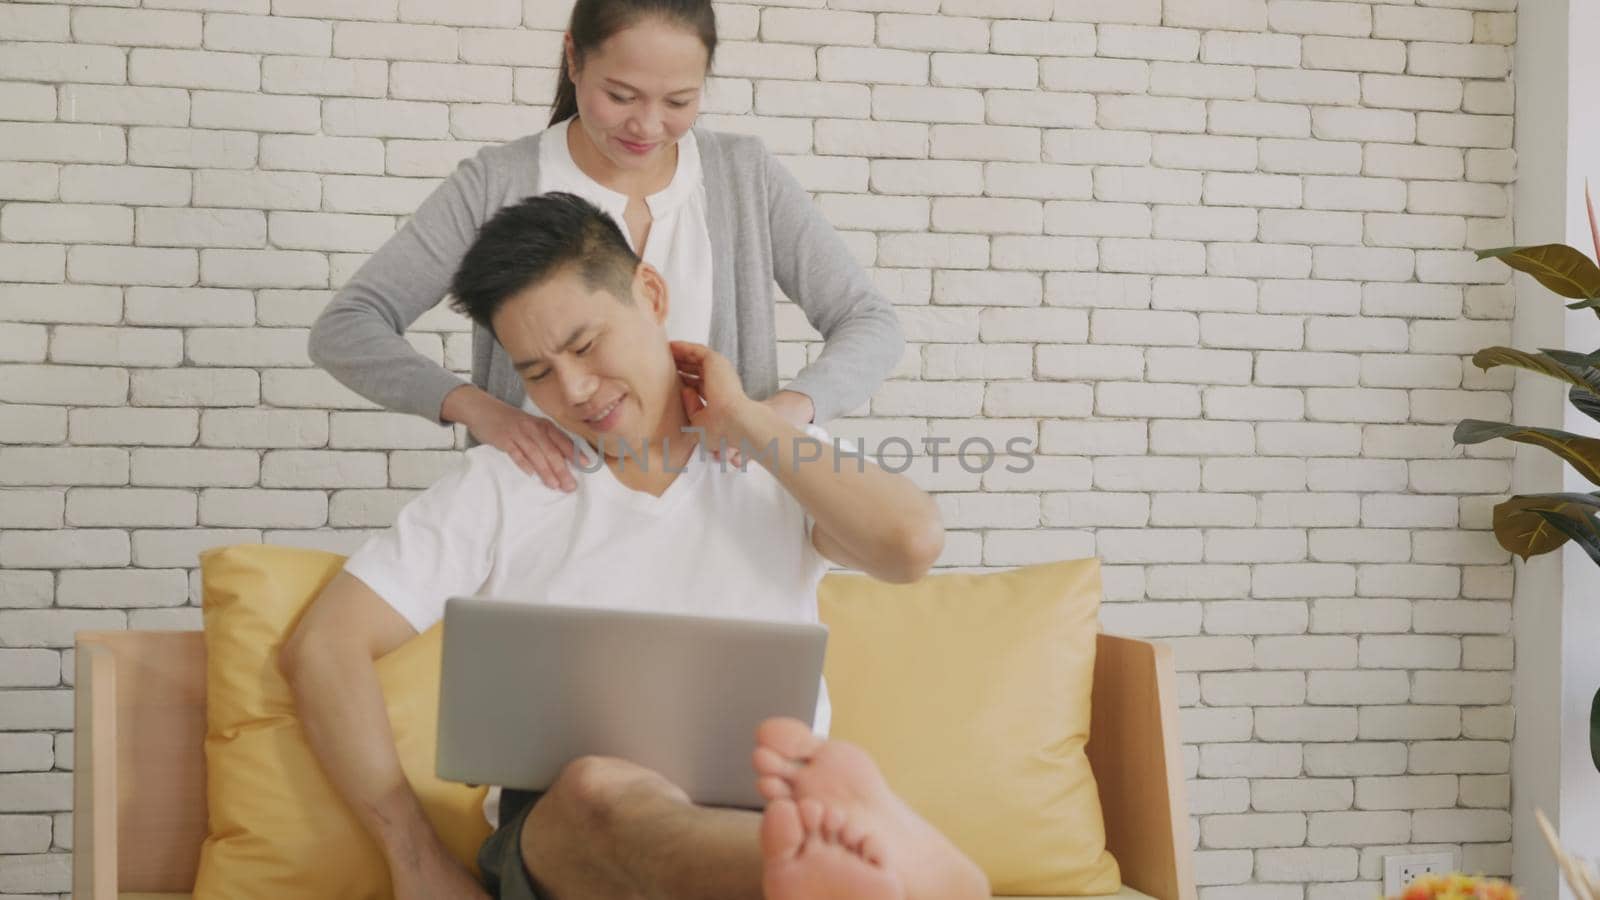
[818,558,1121,895]
[194,543,490,900]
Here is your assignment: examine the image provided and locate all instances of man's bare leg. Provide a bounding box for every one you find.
[518,755,765,900]
[751,718,990,900]
[762,797,905,900]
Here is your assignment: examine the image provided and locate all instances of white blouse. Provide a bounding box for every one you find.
[537,118,715,346]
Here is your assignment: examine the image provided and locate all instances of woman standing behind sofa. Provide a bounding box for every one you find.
[309,0,904,490]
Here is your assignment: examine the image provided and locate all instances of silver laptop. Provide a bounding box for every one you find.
[436,597,829,810]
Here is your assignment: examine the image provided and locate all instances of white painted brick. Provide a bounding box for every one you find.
[976,308,1085,343]
[877,13,987,51]
[1044,201,1150,239]
[1359,706,1461,741]
[134,208,262,249]
[1149,61,1254,99]
[0,4,70,41]
[762,8,873,46]
[1204,172,1301,208]
[1268,1,1371,36]
[1044,128,1151,166]
[199,488,327,528]
[1305,742,1407,777]
[1358,565,1461,599]
[985,90,1094,128]
[985,163,1092,199]
[878,234,985,268]
[398,0,518,26]
[1458,774,1509,808]
[1152,134,1257,172]
[1259,209,1361,244]
[1257,847,1358,883]
[1462,707,1513,741]
[819,47,927,86]
[1052,0,1159,25]
[1307,811,1411,846]
[1256,69,1359,107]
[128,48,257,91]
[1252,778,1353,812]
[1301,36,1404,73]
[192,91,322,134]
[1414,113,1512,153]
[129,127,255,170]
[0,41,124,86]
[1408,42,1509,78]
[201,249,328,288]
[57,569,187,608]
[1203,386,1304,422]
[264,54,388,95]
[1374,5,1473,41]
[205,12,330,54]
[0,571,53,611]
[1462,636,1512,671]
[1097,24,1201,62]
[130,369,258,408]
[1201,30,1300,67]
[1041,58,1149,95]
[991,21,1094,56]
[1093,457,1200,492]
[1150,275,1256,311]
[1260,492,1360,528]
[1101,238,1206,275]
[1098,95,1206,133]
[1203,812,1307,848]
[1361,74,1463,112]
[1410,742,1509,776]
[1190,780,1252,817]
[1208,100,1311,138]
[1312,107,1415,143]
[1207,244,1312,280]
[1303,176,1407,212]
[1462,81,1514,116]
[0,530,129,568]
[322,97,449,138]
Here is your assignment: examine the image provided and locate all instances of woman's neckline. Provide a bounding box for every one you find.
[561,116,681,200]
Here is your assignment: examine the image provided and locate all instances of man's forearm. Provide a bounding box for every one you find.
[286,642,449,871]
[727,401,942,580]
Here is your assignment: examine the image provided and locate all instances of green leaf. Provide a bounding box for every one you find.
[1471,346,1600,394]
[1476,244,1600,300]
[1455,420,1600,487]
[1533,508,1600,566]
[1592,685,1600,774]
[1491,492,1600,559]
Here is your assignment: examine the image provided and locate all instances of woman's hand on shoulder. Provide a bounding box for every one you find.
[470,400,580,491]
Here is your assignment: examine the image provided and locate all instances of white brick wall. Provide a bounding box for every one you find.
[0,0,1518,895]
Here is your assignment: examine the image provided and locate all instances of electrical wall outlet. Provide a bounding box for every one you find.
[1384,852,1457,894]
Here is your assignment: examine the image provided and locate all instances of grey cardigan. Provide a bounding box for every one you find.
[308,126,904,434]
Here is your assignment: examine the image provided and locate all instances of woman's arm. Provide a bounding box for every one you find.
[308,153,490,426]
[763,151,906,424]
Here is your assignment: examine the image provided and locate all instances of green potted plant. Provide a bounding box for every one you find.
[1453,188,1600,772]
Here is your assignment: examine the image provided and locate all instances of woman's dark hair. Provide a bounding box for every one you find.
[549,0,718,127]
[449,192,640,333]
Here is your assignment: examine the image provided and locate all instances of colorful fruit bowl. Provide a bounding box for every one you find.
[1390,873,1519,900]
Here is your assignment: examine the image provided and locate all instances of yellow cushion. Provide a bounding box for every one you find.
[818,559,1121,896]
[193,544,490,900]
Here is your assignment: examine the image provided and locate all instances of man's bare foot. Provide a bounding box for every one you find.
[752,718,989,900]
[762,797,904,900]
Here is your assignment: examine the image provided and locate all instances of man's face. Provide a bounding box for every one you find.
[492,263,677,457]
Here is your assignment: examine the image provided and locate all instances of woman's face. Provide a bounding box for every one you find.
[568,21,708,172]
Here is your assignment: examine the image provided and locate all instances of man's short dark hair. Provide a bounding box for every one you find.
[449,192,640,332]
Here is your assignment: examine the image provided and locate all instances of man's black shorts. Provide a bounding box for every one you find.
[477,788,547,900]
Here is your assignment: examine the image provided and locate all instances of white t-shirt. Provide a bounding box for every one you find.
[344,426,839,820]
[538,118,714,346]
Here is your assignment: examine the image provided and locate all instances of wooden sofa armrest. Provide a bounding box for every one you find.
[1087,633,1196,900]
[74,641,119,900]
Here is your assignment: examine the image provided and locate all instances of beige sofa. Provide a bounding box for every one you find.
[72,630,1196,900]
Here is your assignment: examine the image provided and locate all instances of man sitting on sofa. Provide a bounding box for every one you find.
[280,192,990,900]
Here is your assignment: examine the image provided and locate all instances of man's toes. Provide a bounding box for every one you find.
[758,774,794,802]
[761,799,805,862]
[798,797,827,836]
[860,833,889,867]
[756,716,825,762]
[821,806,846,844]
[839,817,866,853]
[753,745,802,780]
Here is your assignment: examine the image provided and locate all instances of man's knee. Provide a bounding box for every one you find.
[538,756,680,837]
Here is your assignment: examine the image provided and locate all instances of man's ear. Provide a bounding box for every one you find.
[632,262,670,325]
